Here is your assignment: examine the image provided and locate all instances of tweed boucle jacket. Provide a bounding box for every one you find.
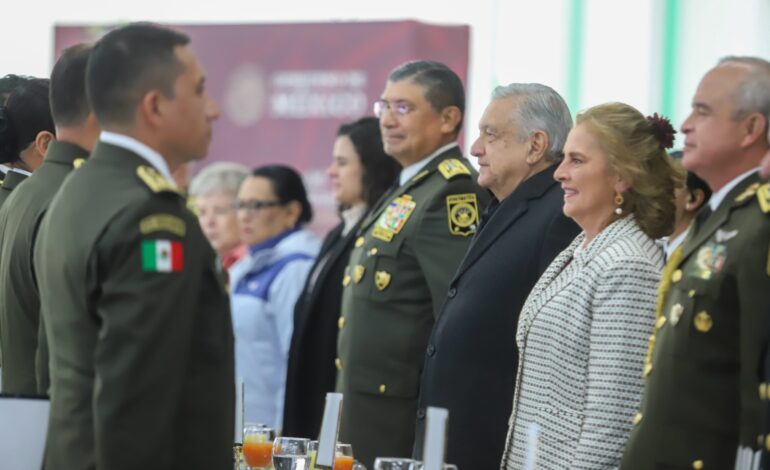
[503,216,663,470]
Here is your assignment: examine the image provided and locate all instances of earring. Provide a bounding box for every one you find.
[614,193,624,215]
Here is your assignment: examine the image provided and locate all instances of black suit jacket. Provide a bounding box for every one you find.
[413,164,579,470]
[283,218,362,438]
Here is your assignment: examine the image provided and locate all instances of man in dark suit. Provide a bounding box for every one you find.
[412,83,579,469]
[34,24,233,470]
[336,61,490,467]
[0,43,99,396]
[622,56,770,470]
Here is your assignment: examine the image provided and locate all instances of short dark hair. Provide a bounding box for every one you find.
[388,60,465,134]
[252,165,313,224]
[670,150,712,207]
[337,117,400,208]
[0,74,30,104]
[0,78,54,164]
[87,23,189,127]
[50,43,93,127]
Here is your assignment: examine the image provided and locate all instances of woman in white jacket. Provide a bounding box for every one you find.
[230,165,321,431]
[502,103,682,469]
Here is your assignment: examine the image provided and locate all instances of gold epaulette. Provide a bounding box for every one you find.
[136,165,181,195]
[438,158,471,180]
[757,183,770,214]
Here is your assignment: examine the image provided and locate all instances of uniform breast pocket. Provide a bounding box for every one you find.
[674,274,737,365]
[356,238,406,303]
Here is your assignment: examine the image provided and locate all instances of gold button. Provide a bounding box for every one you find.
[655,315,667,329]
[692,460,704,469]
[335,358,342,371]
[694,311,713,333]
[760,383,767,400]
[355,237,364,248]
[338,316,345,329]
[632,412,643,425]
[670,304,684,326]
[643,363,653,378]
[688,289,696,298]
[379,384,386,394]
[353,265,366,284]
[672,269,683,283]
[368,247,378,256]
[342,275,351,287]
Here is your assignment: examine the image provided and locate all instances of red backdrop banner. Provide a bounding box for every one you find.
[54,21,470,234]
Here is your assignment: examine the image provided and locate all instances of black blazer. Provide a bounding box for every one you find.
[283,218,362,438]
[413,164,580,470]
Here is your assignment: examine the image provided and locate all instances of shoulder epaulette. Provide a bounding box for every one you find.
[136,165,181,195]
[757,183,770,214]
[438,158,471,180]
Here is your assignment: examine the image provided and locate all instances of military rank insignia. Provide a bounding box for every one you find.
[446,193,479,236]
[438,159,471,180]
[142,239,184,272]
[137,165,181,194]
[372,195,416,242]
[140,214,186,237]
[758,183,770,213]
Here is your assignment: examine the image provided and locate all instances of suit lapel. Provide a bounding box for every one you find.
[678,173,760,266]
[452,165,560,281]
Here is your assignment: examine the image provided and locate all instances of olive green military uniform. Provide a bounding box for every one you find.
[0,141,87,395]
[336,147,490,468]
[0,170,28,209]
[622,173,770,470]
[35,141,235,470]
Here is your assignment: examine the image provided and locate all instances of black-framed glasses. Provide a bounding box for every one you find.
[233,199,283,211]
[373,99,415,118]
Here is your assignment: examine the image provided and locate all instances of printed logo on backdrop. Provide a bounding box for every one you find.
[224,66,368,125]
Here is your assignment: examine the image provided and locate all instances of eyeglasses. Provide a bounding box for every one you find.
[373,99,415,118]
[233,200,283,211]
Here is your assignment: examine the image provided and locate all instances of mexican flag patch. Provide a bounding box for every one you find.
[142,239,183,272]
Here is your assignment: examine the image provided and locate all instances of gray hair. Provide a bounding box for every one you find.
[189,161,250,197]
[717,56,770,132]
[491,83,573,163]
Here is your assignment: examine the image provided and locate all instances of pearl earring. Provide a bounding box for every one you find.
[614,193,624,215]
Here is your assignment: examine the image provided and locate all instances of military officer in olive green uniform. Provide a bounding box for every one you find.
[622,57,770,470]
[34,24,233,470]
[336,61,490,468]
[0,44,98,396]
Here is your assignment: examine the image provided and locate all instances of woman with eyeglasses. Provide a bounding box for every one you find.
[282,117,401,439]
[229,164,321,431]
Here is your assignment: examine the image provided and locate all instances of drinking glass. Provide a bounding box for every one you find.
[273,437,310,470]
[243,424,275,469]
[333,443,354,470]
[372,458,416,470]
[407,463,458,470]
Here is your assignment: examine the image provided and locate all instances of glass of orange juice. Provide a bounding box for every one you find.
[333,443,354,470]
[243,424,275,469]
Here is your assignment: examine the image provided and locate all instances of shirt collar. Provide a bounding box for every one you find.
[708,167,759,212]
[8,168,31,177]
[398,142,459,186]
[665,229,688,259]
[99,131,176,185]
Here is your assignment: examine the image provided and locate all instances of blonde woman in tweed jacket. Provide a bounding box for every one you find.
[502,103,683,470]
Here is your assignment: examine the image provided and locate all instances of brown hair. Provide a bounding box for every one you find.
[576,102,683,239]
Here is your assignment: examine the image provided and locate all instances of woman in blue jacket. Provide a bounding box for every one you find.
[230,165,320,431]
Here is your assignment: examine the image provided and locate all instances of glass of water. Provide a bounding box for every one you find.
[273,437,310,470]
[372,458,416,470]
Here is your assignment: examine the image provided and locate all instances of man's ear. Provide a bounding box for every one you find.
[35,130,55,155]
[526,130,549,165]
[739,112,768,149]
[439,106,462,135]
[685,188,706,212]
[137,90,164,129]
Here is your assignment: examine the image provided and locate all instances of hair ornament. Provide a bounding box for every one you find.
[646,112,676,150]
